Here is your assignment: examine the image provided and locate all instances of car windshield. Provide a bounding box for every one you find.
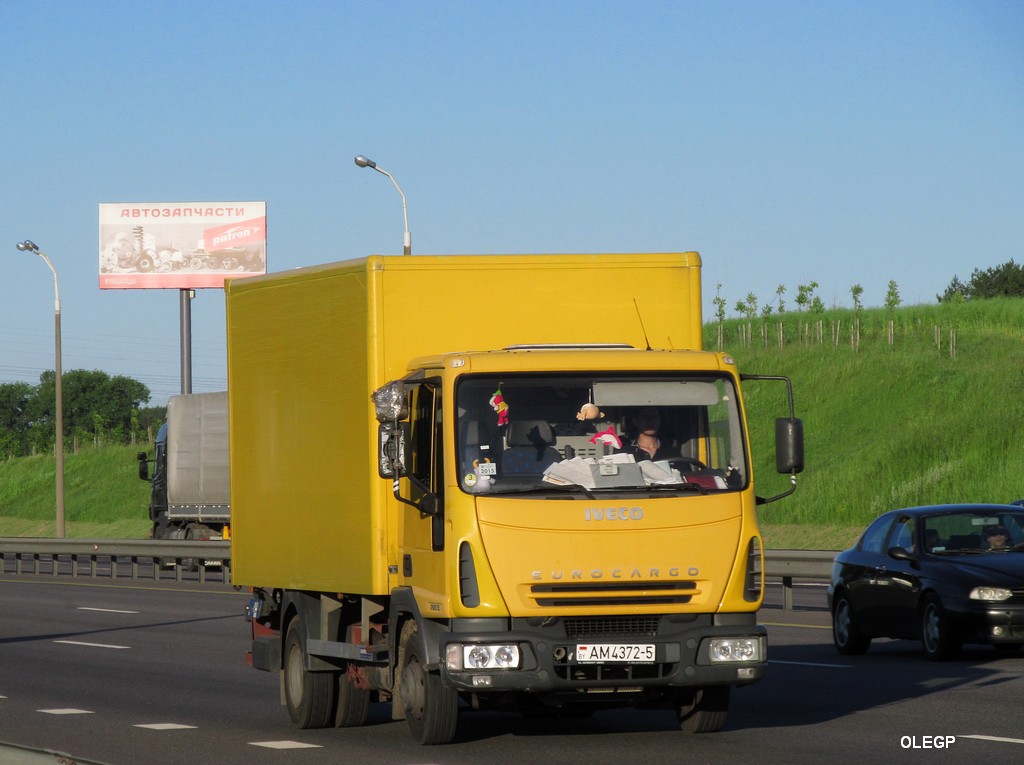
[922,510,1024,554]
[455,372,747,496]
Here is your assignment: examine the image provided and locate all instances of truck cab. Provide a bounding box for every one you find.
[360,346,802,739]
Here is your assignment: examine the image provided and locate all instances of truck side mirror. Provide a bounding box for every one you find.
[378,422,409,478]
[775,418,804,474]
[137,452,150,481]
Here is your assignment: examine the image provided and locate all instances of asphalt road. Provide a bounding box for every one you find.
[1,576,1023,765]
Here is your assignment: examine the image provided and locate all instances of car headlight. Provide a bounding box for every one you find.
[446,643,521,671]
[708,637,762,663]
[970,586,1013,602]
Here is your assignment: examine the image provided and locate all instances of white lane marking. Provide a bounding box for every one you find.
[77,607,139,614]
[39,708,94,715]
[134,723,198,730]
[54,640,130,650]
[962,735,1024,745]
[250,741,323,750]
[769,659,851,668]
[762,621,831,631]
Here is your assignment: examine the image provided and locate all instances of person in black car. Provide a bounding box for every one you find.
[985,525,1010,550]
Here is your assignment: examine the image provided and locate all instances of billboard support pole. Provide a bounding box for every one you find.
[180,288,193,394]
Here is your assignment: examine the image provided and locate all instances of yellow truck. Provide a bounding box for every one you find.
[227,253,803,744]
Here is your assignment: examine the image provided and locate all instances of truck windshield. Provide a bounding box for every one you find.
[456,373,748,496]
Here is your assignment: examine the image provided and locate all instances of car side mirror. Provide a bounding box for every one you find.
[888,546,915,561]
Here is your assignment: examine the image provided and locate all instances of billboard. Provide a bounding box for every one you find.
[99,202,267,289]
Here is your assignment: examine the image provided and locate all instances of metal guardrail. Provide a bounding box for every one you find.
[764,549,835,609]
[0,539,836,608]
[0,538,231,584]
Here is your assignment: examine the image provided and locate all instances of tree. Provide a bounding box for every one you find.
[775,284,786,314]
[712,283,727,324]
[5,369,151,456]
[0,382,32,431]
[735,292,758,320]
[885,280,902,311]
[938,276,968,304]
[850,284,864,314]
[0,382,33,458]
[938,260,1024,302]
[795,282,819,312]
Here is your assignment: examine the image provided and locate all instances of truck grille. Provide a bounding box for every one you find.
[529,580,697,608]
[563,616,661,638]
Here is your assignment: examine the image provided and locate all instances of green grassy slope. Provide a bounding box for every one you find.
[726,298,1024,548]
[2,299,1022,548]
[0,443,150,538]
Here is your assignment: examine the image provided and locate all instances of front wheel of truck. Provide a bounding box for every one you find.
[284,618,336,729]
[677,685,730,733]
[398,621,458,745]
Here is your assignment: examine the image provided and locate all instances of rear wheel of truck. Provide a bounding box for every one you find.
[398,621,458,745]
[335,671,371,728]
[677,685,730,733]
[284,618,336,729]
[180,526,199,573]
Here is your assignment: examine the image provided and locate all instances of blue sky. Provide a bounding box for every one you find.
[1,1,1021,404]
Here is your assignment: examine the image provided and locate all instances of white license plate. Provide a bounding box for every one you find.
[576,643,656,664]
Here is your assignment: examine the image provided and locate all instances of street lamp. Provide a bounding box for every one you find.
[15,239,65,538]
[354,155,411,255]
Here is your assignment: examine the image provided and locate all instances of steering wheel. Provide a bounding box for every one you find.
[667,456,707,472]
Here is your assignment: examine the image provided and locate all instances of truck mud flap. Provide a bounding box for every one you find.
[252,635,281,672]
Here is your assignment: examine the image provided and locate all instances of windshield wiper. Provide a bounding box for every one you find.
[944,548,988,555]
[480,480,713,498]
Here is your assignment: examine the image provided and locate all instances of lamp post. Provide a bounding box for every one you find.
[15,240,65,538]
[354,155,411,255]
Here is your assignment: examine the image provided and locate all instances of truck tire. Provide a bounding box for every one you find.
[677,685,729,734]
[284,618,336,729]
[335,673,370,728]
[180,526,199,573]
[398,621,458,745]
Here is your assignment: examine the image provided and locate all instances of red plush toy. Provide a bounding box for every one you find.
[490,389,509,426]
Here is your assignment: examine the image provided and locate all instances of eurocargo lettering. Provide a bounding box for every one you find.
[227,253,804,745]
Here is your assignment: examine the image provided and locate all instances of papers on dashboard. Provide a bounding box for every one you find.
[638,460,682,484]
[542,454,683,489]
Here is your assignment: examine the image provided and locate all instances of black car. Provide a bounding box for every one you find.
[828,504,1024,660]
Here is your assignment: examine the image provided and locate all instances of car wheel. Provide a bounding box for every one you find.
[921,595,961,661]
[832,592,871,655]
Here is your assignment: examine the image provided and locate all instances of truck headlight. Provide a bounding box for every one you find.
[970,586,1012,602]
[446,643,521,671]
[708,637,762,663]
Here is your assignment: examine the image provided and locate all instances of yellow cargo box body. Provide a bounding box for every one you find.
[227,253,703,593]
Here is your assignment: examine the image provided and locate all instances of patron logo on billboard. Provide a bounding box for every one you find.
[98,202,267,290]
[204,217,266,251]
